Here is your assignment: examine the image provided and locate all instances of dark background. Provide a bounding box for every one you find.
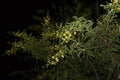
[1,0,41,31]
[1,0,108,32]
[1,1,45,80]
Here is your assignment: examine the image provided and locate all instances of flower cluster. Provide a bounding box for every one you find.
[43,14,50,25]
[55,31,59,38]
[47,29,77,65]
[60,31,72,43]
[48,50,65,65]
[112,0,118,4]
[110,0,120,11]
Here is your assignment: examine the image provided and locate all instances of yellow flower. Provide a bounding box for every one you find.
[110,9,114,12]
[65,40,68,43]
[63,32,71,37]
[55,57,59,62]
[74,32,76,35]
[61,38,66,42]
[65,36,69,39]
[68,33,72,37]
[52,56,55,59]
[113,0,118,4]
[51,61,56,65]
[109,3,112,6]
[61,54,64,58]
[61,32,72,43]
[63,33,66,36]
[117,7,120,11]
[59,50,62,53]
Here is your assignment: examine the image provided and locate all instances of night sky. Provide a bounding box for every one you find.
[1,1,47,79]
[1,0,48,53]
[1,0,44,31]
[1,0,109,32]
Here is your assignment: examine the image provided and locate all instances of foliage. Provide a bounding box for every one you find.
[5,0,120,80]
[6,31,49,60]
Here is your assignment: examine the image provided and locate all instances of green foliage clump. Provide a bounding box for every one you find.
[6,31,49,60]
[6,0,120,80]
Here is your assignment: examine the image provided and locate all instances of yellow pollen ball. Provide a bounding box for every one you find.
[69,33,72,37]
[55,58,59,62]
[74,32,76,35]
[63,33,66,36]
[110,9,114,12]
[52,56,55,59]
[51,61,55,65]
[59,50,62,53]
[117,7,120,11]
[113,0,118,4]
[65,36,69,39]
[61,55,64,58]
[65,41,68,43]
